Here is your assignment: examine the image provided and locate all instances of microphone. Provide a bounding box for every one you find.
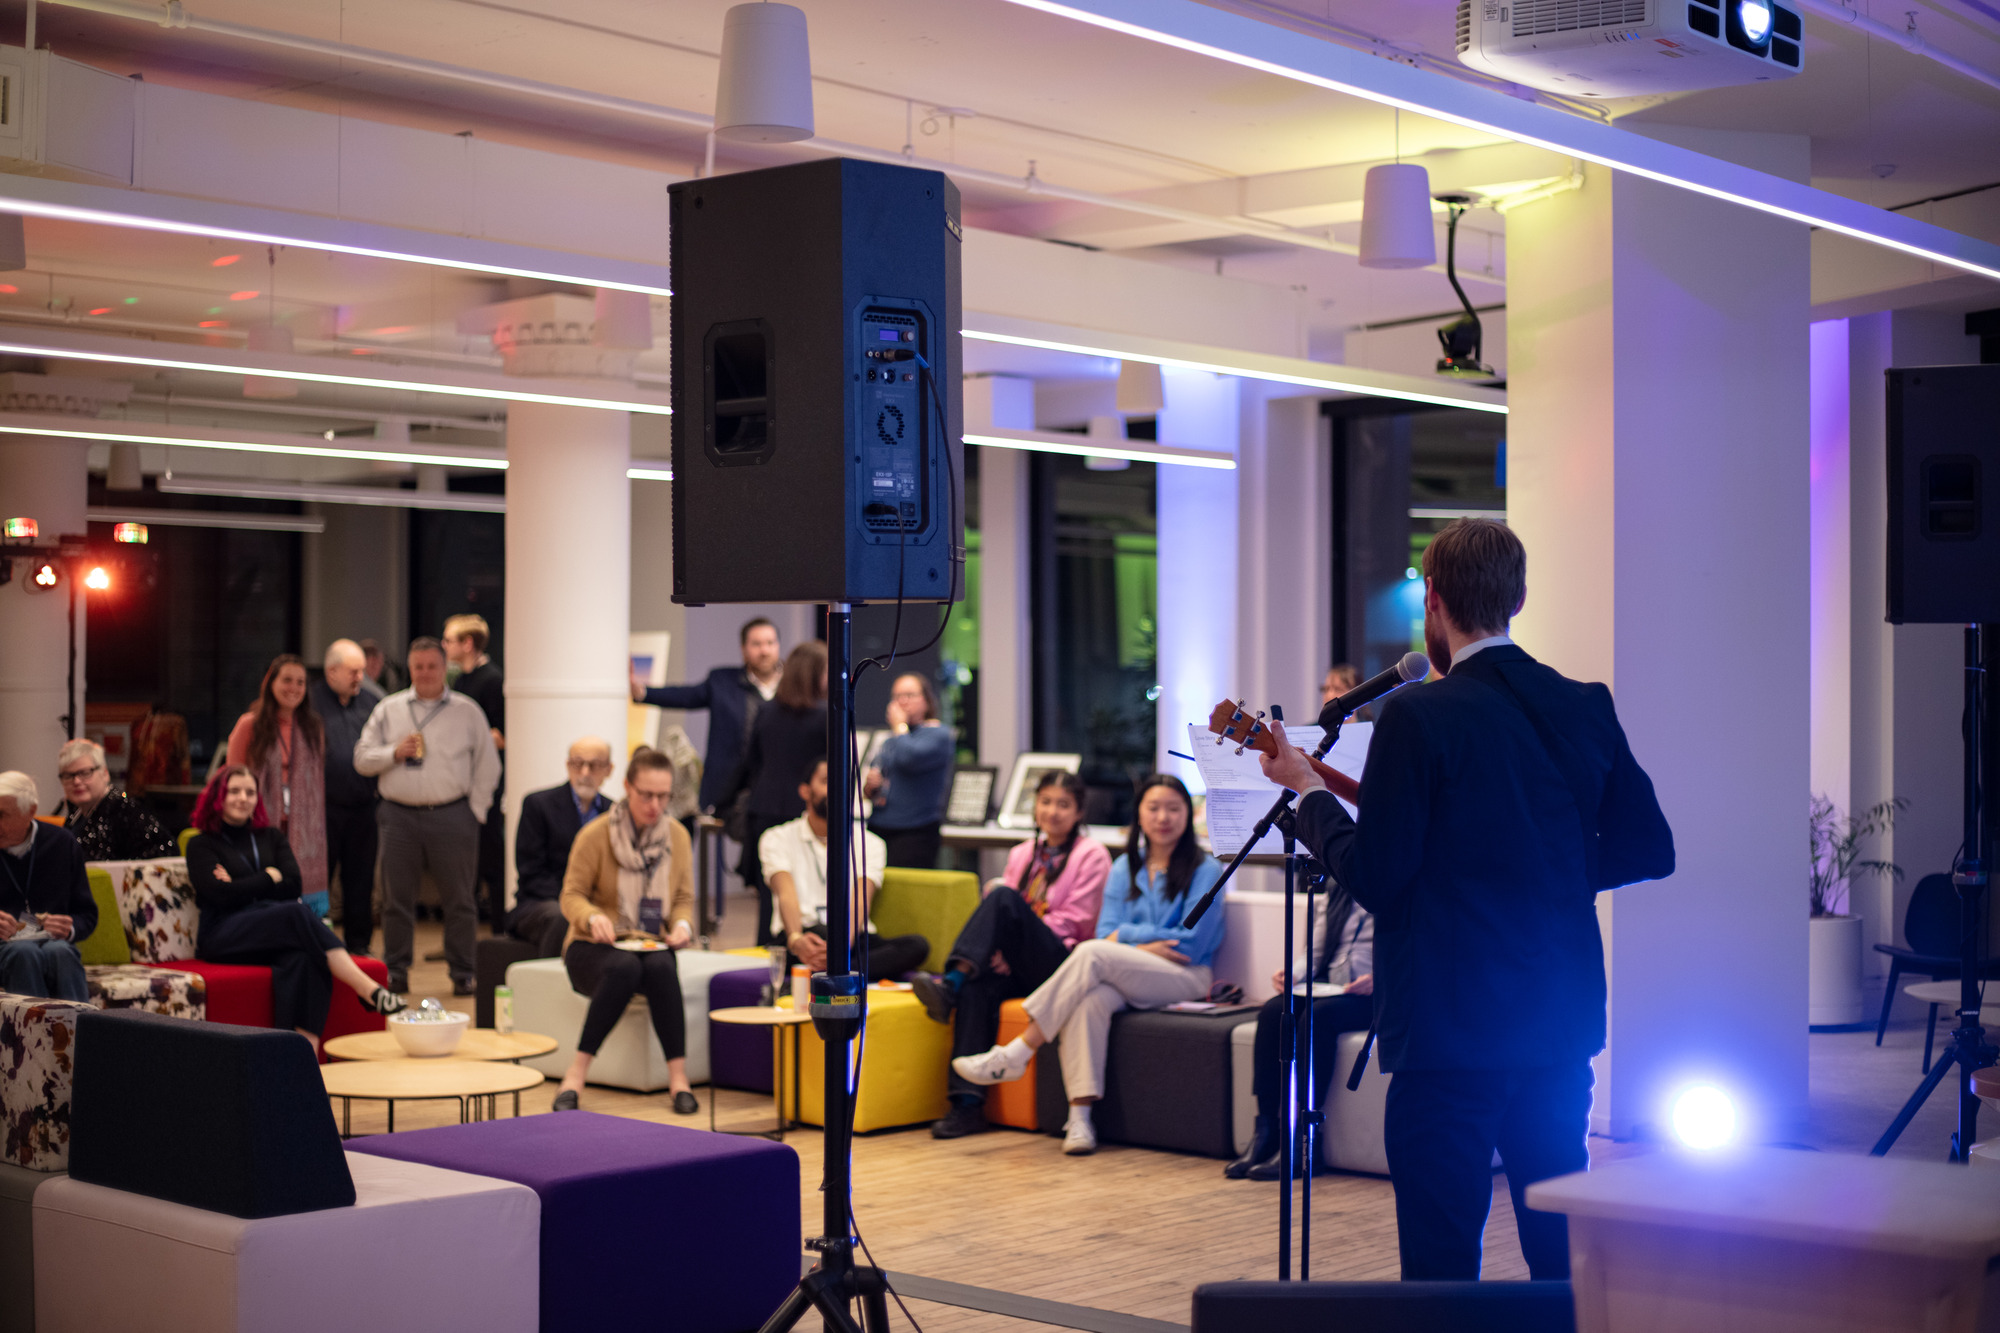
[1316,651,1430,730]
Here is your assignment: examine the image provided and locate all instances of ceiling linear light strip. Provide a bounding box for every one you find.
[32,2,1423,267]
[157,476,510,512]
[999,0,2000,285]
[85,506,326,534]
[962,314,1509,414]
[0,154,672,296]
[964,428,1236,469]
[0,331,674,415]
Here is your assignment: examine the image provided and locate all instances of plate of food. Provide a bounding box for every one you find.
[613,938,670,952]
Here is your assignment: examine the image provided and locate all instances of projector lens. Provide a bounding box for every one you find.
[1739,0,1772,42]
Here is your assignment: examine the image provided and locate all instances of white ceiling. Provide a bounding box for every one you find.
[4,0,1998,442]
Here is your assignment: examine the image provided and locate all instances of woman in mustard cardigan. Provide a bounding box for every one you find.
[551,747,700,1115]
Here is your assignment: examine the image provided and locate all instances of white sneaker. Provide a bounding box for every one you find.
[1063,1112,1097,1156]
[951,1043,1028,1086]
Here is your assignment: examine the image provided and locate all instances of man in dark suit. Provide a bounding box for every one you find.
[630,617,783,815]
[1261,518,1673,1282]
[508,737,614,957]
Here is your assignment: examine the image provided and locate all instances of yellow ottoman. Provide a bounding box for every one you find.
[780,990,951,1132]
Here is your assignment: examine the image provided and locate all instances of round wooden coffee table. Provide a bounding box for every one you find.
[321,1058,545,1137]
[708,1006,813,1141]
[323,1028,558,1064]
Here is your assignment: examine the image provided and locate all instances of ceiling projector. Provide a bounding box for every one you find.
[1456,0,1803,97]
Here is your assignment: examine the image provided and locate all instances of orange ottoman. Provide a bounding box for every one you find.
[983,999,1053,1131]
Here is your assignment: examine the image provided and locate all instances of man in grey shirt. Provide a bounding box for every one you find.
[354,637,501,994]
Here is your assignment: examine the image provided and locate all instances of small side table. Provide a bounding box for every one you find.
[1901,981,2000,1074]
[323,1029,558,1117]
[708,1006,812,1141]
[321,1058,544,1137]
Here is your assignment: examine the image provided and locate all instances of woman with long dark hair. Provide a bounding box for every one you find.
[226,654,330,916]
[727,640,829,945]
[186,766,403,1051]
[952,773,1225,1156]
[915,769,1111,1139]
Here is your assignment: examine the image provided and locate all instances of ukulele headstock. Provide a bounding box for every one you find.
[1207,699,1277,758]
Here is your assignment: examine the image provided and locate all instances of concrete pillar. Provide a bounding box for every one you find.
[967,376,1033,768]
[502,401,633,908]
[301,503,408,661]
[0,436,89,802]
[1235,386,1330,724]
[1155,369,1240,782]
[1846,310,1978,968]
[1809,320,1852,821]
[1507,129,1812,1142]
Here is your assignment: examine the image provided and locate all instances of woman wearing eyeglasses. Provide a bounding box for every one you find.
[52,738,175,862]
[551,747,700,1116]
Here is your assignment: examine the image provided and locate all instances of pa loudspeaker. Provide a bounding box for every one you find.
[1887,364,2000,624]
[669,157,963,606]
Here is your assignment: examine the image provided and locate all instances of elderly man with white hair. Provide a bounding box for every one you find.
[311,638,384,956]
[0,771,96,1000]
[51,738,175,862]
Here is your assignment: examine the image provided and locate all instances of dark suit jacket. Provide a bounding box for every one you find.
[729,702,827,822]
[641,667,762,811]
[1295,643,1673,1073]
[513,783,612,906]
[0,823,95,944]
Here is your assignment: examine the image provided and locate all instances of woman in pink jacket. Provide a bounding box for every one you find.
[913,770,1111,1139]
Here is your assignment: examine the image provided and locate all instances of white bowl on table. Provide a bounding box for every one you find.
[387,1009,470,1057]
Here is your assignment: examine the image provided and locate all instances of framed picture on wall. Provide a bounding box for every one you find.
[945,765,999,826]
[996,753,1084,829]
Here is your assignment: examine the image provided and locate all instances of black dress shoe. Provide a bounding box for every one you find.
[1225,1115,1277,1179]
[672,1090,699,1116]
[930,1100,991,1139]
[911,973,957,1025]
[552,1089,580,1112]
[1246,1147,1313,1181]
[385,973,409,994]
[452,978,476,996]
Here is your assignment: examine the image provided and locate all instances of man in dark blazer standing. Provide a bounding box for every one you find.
[631,618,783,816]
[508,737,614,957]
[1261,518,1673,1282]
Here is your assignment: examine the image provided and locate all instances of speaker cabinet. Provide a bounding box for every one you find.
[669,157,963,606]
[1887,364,2000,625]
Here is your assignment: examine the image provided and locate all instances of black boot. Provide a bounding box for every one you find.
[1224,1114,1278,1179]
[1246,1137,1313,1181]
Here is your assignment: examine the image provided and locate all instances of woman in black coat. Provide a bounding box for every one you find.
[724,641,827,945]
[186,765,404,1050]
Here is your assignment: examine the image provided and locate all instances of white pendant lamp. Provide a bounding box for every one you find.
[1359,164,1436,270]
[1114,360,1165,416]
[714,3,815,144]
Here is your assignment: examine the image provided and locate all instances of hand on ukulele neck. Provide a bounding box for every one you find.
[1206,699,1361,807]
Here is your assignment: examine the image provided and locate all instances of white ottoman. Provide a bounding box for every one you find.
[34,1151,539,1333]
[508,950,766,1091]
[1231,1020,1258,1154]
[1231,1021,1393,1175]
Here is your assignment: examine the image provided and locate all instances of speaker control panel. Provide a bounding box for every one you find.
[854,301,931,545]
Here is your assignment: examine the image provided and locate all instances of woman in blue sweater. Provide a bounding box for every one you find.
[953,774,1225,1156]
[863,673,955,869]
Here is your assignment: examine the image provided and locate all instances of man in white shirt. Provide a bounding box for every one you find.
[758,757,928,983]
[353,637,501,995]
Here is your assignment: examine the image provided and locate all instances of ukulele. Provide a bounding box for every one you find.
[1206,700,1362,806]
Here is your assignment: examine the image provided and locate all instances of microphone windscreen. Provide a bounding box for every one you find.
[1398,651,1431,682]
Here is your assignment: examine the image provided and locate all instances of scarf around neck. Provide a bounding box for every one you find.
[607,800,674,934]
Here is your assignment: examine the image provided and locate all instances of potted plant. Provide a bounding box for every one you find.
[1808,794,1905,1027]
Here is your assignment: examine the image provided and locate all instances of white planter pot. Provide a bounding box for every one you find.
[1808,913,1864,1027]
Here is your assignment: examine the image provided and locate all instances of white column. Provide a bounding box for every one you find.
[1235,386,1329,723]
[1508,130,1812,1142]
[0,436,89,802]
[1846,310,1978,963]
[967,376,1034,767]
[503,401,632,908]
[1809,320,1852,821]
[1155,369,1240,782]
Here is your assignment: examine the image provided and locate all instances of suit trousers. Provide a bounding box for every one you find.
[1250,990,1375,1114]
[505,897,569,958]
[377,798,480,985]
[1020,939,1210,1101]
[1382,1060,1594,1281]
[945,889,1071,1101]
[324,798,379,955]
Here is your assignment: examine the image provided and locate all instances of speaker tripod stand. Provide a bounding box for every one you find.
[756,603,892,1333]
[1872,624,1998,1160]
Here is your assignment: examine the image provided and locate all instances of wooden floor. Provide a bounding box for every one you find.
[360,913,1630,1332]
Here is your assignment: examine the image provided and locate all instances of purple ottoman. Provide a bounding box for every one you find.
[350,1113,798,1333]
[709,970,776,1093]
